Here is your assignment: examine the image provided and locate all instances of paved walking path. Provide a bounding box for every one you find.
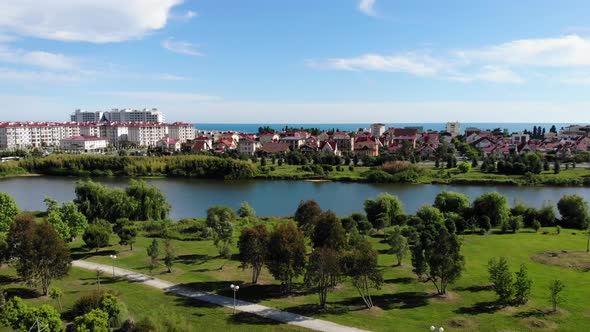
[72,260,369,332]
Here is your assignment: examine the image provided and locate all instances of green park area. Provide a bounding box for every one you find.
[0,180,589,331]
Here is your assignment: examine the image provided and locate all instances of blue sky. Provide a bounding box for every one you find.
[1,0,590,123]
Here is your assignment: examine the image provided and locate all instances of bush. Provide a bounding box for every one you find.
[458,162,471,173]
[381,161,411,174]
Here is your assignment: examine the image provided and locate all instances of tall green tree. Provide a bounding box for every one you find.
[126,179,171,220]
[0,192,18,232]
[387,226,409,266]
[557,195,590,229]
[164,238,175,273]
[472,192,510,227]
[7,216,71,296]
[304,247,342,308]
[238,201,256,222]
[266,221,306,292]
[206,206,236,257]
[434,191,470,215]
[424,226,465,294]
[342,240,383,308]
[311,211,346,251]
[364,193,404,229]
[416,205,444,224]
[514,264,532,305]
[238,224,270,284]
[293,200,323,236]
[83,221,111,253]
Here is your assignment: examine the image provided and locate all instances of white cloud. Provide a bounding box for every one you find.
[157,74,190,81]
[161,39,202,56]
[359,0,377,16]
[0,0,183,43]
[313,53,445,76]
[182,10,198,20]
[94,91,220,102]
[449,66,525,84]
[0,68,78,82]
[456,35,590,67]
[0,45,79,71]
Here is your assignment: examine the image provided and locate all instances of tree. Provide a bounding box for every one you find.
[126,179,171,220]
[0,296,28,329]
[238,201,256,221]
[7,217,71,296]
[266,221,306,292]
[73,309,109,332]
[537,202,556,226]
[532,220,541,232]
[509,216,522,233]
[514,264,532,305]
[117,225,138,251]
[49,287,64,311]
[424,226,464,294]
[416,205,444,224]
[488,257,513,304]
[146,239,160,271]
[553,160,560,174]
[304,247,342,308]
[60,202,88,239]
[83,222,111,253]
[387,226,408,266]
[548,280,565,312]
[47,209,71,241]
[238,224,269,284]
[557,195,590,229]
[206,206,236,257]
[458,162,471,173]
[294,200,323,236]
[434,191,470,215]
[311,211,346,251]
[364,193,404,229]
[21,304,62,332]
[0,192,18,232]
[472,192,510,227]
[480,216,492,233]
[342,240,383,308]
[164,238,175,273]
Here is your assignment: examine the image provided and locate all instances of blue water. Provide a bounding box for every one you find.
[194,123,585,134]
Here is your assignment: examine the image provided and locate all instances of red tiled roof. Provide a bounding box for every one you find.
[161,137,177,144]
[62,135,105,141]
[261,142,290,153]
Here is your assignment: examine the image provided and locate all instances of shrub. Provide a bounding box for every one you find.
[458,162,471,173]
[381,161,411,174]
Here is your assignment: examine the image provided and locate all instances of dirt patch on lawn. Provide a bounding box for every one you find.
[530,250,590,271]
[522,318,558,330]
[430,291,463,304]
[446,317,477,330]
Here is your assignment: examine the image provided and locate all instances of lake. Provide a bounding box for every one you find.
[1,177,589,219]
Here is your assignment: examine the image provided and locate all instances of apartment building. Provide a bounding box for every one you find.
[370,123,386,138]
[70,108,164,123]
[126,123,169,146]
[167,122,195,143]
[0,122,80,150]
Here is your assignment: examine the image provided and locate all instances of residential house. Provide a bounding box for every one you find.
[157,137,180,152]
[317,132,330,142]
[60,136,108,152]
[320,140,341,156]
[354,134,379,157]
[259,133,279,144]
[332,131,353,152]
[260,142,290,155]
[238,139,261,155]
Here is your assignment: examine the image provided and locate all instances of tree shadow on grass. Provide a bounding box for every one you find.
[0,275,19,285]
[454,285,493,293]
[170,281,310,303]
[228,311,288,326]
[175,254,212,265]
[384,277,414,284]
[70,248,118,261]
[454,301,503,315]
[5,287,40,299]
[514,308,549,318]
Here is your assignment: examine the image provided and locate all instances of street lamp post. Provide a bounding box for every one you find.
[109,255,117,277]
[430,325,444,332]
[230,284,240,314]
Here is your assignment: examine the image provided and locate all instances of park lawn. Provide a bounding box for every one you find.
[0,265,305,332]
[71,224,590,332]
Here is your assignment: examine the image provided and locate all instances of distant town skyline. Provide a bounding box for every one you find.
[1,1,590,123]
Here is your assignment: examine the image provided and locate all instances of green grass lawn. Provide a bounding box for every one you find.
[65,224,590,332]
[0,265,305,332]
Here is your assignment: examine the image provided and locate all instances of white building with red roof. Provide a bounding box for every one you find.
[60,136,108,152]
[157,137,180,152]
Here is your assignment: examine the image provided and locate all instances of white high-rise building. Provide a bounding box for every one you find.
[168,122,195,143]
[0,122,80,150]
[370,123,386,138]
[70,108,164,123]
[446,121,461,137]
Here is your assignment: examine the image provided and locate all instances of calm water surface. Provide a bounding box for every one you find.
[1,177,589,219]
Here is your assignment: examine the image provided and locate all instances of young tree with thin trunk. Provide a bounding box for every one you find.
[304,247,342,308]
[387,226,409,266]
[513,264,532,305]
[266,221,306,293]
[342,240,383,309]
[164,238,175,273]
[488,257,513,305]
[238,224,269,284]
[146,239,160,272]
[49,287,63,312]
[548,280,565,312]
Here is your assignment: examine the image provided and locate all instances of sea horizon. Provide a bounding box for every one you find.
[194,122,588,134]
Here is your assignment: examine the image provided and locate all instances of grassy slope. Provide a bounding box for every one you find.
[72,225,590,332]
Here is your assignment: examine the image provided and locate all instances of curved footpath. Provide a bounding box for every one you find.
[72,260,369,332]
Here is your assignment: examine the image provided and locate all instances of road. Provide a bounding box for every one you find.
[72,260,370,332]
